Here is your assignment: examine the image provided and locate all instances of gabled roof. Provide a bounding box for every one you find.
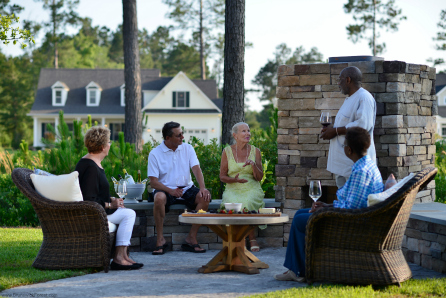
[436,73,446,94]
[51,81,69,90]
[142,71,221,113]
[30,68,220,115]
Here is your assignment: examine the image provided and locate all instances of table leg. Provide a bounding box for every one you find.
[198,224,268,274]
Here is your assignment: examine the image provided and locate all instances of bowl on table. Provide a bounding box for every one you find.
[224,203,242,212]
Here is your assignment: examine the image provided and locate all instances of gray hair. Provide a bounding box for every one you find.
[341,66,362,87]
[232,122,249,134]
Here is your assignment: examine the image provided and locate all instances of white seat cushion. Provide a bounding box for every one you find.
[30,171,83,202]
[108,221,117,233]
[367,173,415,207]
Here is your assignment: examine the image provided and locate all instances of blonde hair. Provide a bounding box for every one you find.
[84,126,110,154]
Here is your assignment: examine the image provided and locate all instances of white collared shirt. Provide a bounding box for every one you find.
[327,87,377,177]
[147,141,199,192]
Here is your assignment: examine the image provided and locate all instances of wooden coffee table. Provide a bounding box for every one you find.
[179,213,289,274]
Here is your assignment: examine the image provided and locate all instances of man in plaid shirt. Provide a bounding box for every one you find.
[275,127,383,283]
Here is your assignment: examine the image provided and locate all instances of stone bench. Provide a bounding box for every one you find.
[126,199,283,252]
[403,202,446,274]
[126,198,281,211]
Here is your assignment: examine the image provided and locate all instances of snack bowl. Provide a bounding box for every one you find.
[224,203,242,212]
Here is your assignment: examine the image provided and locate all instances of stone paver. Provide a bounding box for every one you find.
[1,248,445,298]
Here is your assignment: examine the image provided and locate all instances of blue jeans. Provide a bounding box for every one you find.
[283,208,312,277]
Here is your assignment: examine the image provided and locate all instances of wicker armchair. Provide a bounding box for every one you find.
[305,167,437,286]
[12,168,115,272]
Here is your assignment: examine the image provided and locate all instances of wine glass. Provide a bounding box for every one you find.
[320,111,331,127]
[117,179,127,199]
[309,180,322,203]
[176,175,188,189]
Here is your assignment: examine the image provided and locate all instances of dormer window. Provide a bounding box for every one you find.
[55,90,62,104]
[120,84,125,106]
[89,90,97,104]
[51,81,69,106]
[172,91,189,108]
[86,81,102,107]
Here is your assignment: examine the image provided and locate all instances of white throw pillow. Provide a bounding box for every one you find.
[108,221,117,233]
[30,171,83,202]
[367,173,415,207]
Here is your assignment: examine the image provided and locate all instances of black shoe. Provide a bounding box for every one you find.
[110,261,141,270]
[133,263,144,268]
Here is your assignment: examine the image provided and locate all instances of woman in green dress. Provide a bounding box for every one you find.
[219,122,265,252]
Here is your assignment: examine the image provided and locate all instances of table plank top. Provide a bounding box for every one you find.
[179,214,289,225]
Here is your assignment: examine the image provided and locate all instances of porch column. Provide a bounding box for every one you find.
[33,117,38,147]
[54,116,59,138]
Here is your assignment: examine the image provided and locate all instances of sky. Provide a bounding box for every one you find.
[2,0,445,111]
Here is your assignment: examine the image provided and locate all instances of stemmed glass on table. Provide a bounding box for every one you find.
[309,180,322,203]
[117,179,127,205]
[320,111,331,127]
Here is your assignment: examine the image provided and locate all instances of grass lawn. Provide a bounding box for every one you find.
[0,227,94,291]
[248,278,446,297]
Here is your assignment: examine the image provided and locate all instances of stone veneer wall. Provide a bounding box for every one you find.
[274,60,437,245]
[403,217,446,273]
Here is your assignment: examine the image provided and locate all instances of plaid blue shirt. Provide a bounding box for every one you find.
[334,155,383,209]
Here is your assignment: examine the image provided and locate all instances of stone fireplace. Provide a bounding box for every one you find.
[274,59,437,244]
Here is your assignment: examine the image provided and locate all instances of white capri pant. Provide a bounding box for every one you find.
[107,208,136,246]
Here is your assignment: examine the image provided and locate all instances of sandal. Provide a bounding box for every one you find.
[152,243,168,255]
[249,239,260,252]
[181,243,206,253]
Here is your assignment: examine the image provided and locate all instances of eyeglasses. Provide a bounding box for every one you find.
[336,77,346,83]
[175,132,184,138]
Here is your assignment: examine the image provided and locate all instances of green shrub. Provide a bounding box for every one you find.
[0,110,280,226]
[435,140,446,203]
[0,173,38,226]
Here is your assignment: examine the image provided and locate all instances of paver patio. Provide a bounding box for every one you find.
[1,247,445,298]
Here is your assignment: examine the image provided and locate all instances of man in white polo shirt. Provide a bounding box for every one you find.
[148,121,211,255]
[320,66,377,188]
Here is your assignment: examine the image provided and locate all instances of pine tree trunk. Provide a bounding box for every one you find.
[52,0,58,69]
[373,0,376,56]
[222,0,245,145]
[122,0,142,152]
[200,0,206,80]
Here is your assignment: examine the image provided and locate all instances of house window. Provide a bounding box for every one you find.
[85,82,101,106]
[55,90,62,104]
[109,123,125,141]
[442,126,446,137]
[178,92,185,107]
[172,91,190,108]
[89,90,96,105]
[41,122,55,140]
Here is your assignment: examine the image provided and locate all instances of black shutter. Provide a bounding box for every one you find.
[186,92,190,107]
[172,92,176,107]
